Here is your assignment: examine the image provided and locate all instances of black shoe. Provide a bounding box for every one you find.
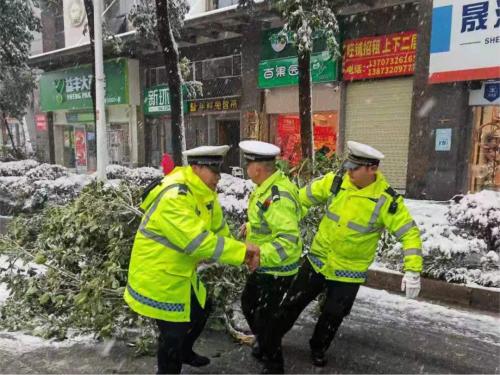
[311,350,327,367]
[252,341,264,361]
[183,352,210,367]
[261,362,284,374]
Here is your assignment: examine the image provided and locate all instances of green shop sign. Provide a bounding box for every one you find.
[144,84,188,116]
[40,59,129,112]
[258,51,338,89]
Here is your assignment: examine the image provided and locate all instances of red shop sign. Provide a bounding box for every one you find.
[342,31,417,80]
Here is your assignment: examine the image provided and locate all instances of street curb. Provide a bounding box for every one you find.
[366,269,500,313]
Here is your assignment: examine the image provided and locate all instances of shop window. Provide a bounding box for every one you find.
[108,123,130,165]
[157,67,167,84]
[275,112,338,166]
[470,107,500,192]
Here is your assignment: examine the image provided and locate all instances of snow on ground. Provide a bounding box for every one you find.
[0,330,96,355]
[0,255,95,353]
[352,286,500,346]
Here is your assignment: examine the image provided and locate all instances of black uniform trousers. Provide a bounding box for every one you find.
[261,259,360,365]
[241,272,293,350]
[155,292,211,374]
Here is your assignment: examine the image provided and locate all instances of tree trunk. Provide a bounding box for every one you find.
[155,0,186,166]
[298,50,314,164]
[2,112,20,159]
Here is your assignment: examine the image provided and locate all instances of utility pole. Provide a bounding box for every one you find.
[93,0,107,181]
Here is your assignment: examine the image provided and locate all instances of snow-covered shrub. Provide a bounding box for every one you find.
[377,196,499,287]
[0,162,165,216]
[25,163,69,181]
[0,159,39,176]
[446,190,500,252]
[217,173,254,231]
[106,164,163,186]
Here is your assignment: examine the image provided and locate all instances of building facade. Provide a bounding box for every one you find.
[25,0,499,198]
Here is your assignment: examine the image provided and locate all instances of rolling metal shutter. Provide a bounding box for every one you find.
[345,77,413,191]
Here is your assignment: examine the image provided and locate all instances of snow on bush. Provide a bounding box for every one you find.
[447,190,500,252]
[0,159,39,177]
[377,195,500,288]
[25,163,69,181]
[0,161,164,216]
[106,164,163,186]
[217,173,254,230]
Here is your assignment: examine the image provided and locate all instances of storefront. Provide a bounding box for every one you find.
[143,84,176,167]
[144,82,242,171]
[258,28,340,165]
[468,82,500,191]
[187,96,241,171]
[342,31,417,191]
[39,58,140,172]
[429,0,500,193]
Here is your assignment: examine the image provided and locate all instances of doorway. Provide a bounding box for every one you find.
[217,120,240,173]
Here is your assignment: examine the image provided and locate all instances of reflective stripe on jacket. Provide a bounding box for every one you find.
[246,170,303,277]
[124,166,246,322]
[300,171,422,283]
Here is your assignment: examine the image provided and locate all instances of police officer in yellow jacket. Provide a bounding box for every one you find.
[238,140,302,364]
[261,141,423,373]
[124,145,260,374]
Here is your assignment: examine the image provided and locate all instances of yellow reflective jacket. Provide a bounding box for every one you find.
[124,166,246,322]
[246,170,302,277]
[300,171,422,283]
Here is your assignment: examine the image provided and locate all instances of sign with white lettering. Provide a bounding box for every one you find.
[40,59,129,111]
[258,52,338,88]
[429,0,500,83]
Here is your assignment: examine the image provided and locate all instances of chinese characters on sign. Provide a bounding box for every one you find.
[188,97,239,113]
[146,86,171,113]
[342,31,417,80]
[429,0,500,83]
[461,0,500,32]
[40,59,129,111]
[263,64,299,80]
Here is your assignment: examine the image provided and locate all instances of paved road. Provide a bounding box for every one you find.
[0,286,498,374]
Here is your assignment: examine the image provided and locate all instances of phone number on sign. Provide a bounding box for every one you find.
[367,54,415,68]
[367,63,414,77]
